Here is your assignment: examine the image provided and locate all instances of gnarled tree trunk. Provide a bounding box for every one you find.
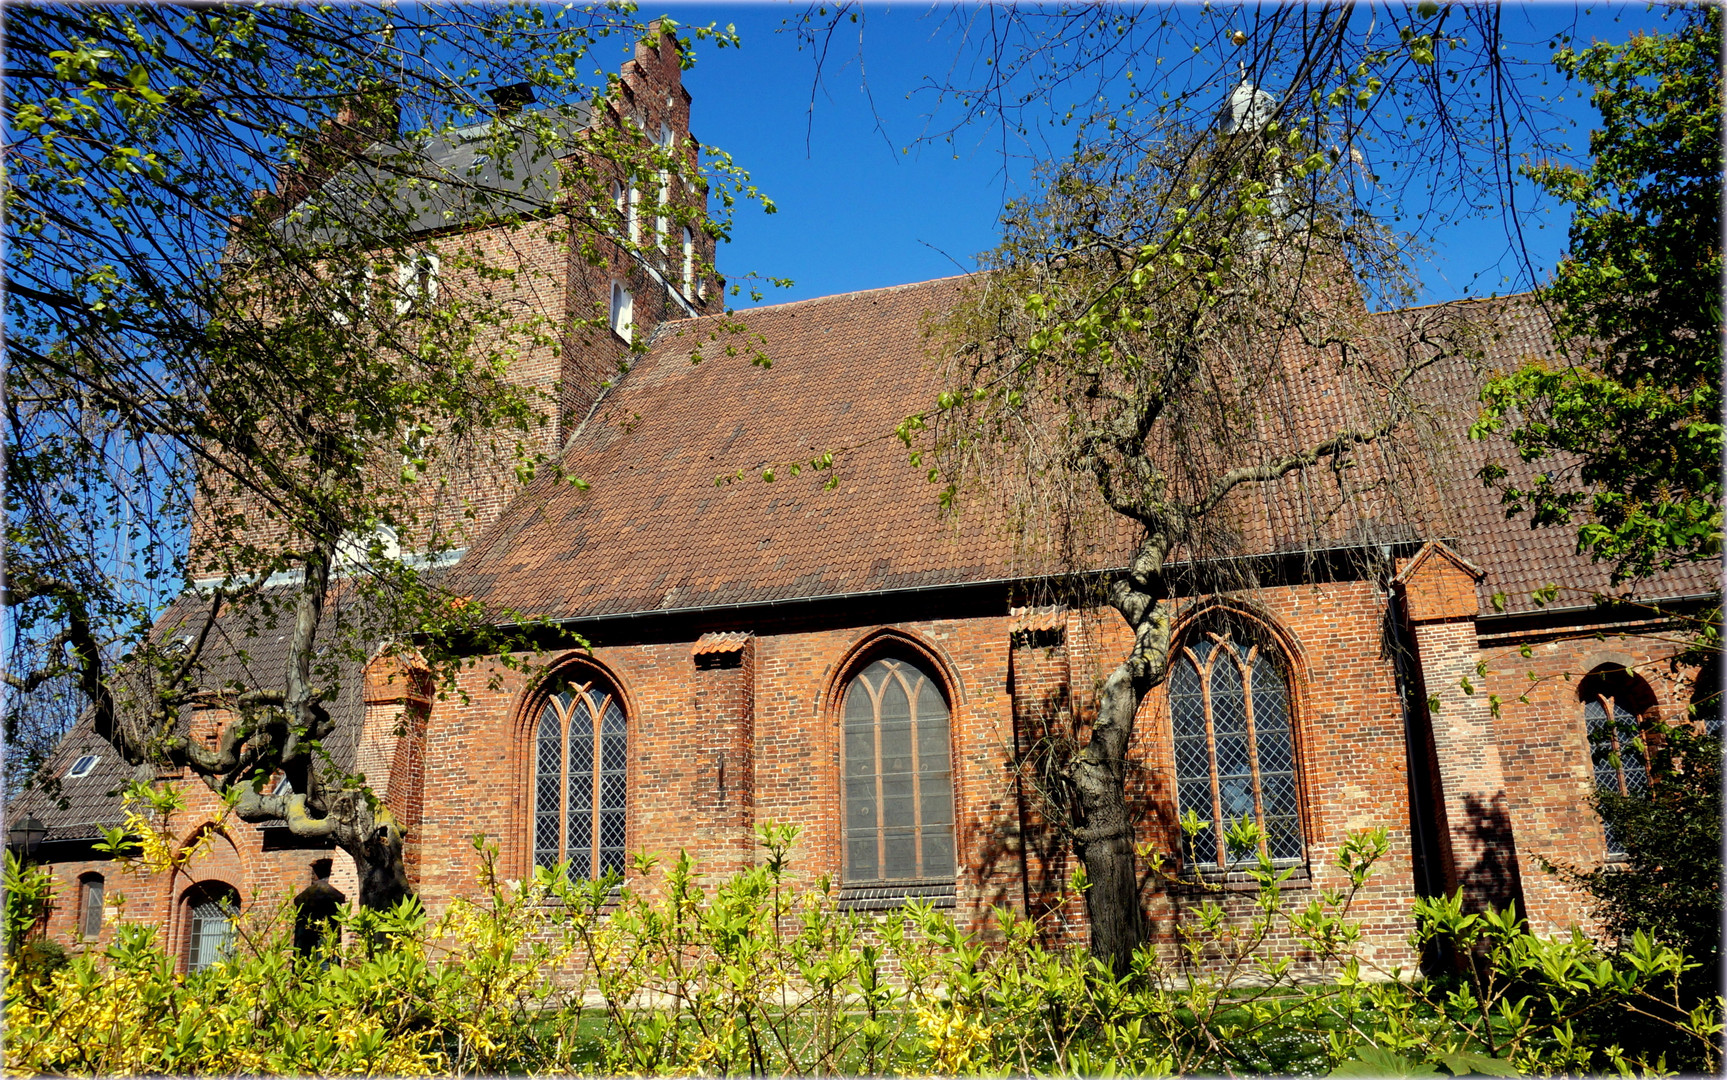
[1067,538,1176,974]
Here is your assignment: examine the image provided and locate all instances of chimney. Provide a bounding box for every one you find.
[272,81,401,212]
[486,82,536,116]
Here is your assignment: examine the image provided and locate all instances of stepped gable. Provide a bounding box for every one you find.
[1395,295,1718,615]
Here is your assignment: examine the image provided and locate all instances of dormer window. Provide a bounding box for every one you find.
[67,753,99,779]
[609,280,633,339]
[394,251,440,315]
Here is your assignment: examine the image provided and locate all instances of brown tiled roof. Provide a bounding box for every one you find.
[1390,296,1718,614]
[691,631,751,657]
[450,277,1037,620]
[451,279,1713,624]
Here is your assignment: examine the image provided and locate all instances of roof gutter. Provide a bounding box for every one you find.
[1475,590,1720,626]
[488,538,1430,634]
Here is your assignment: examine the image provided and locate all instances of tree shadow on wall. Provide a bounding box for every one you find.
[1004,673,1178,951]
[1456,790,1525,917]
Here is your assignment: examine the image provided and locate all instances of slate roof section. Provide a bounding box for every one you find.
[277,106,591,244]
[10,591,372,842]
[8,716,138,842]
[1391,296,1719,614]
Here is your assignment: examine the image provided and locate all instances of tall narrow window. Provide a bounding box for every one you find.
[627,184,640,244]
[79,874,104,938]
[682,227,695,293]
[656,123,674,250]
[330,266,372,327]
[842,657,955,883]
[185,884,239,971]
[609,280,633,339]
[1171,630,1304,871]
[1583,672,1652,858]
[533,677,627,881]
[393,250,440,314]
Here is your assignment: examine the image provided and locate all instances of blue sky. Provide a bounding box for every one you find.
[600,3,1679,310]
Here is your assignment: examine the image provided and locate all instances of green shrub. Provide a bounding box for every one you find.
[4,823,1720,1076]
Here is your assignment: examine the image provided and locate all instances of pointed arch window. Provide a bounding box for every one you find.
[842,657,955,884]
[1582,670,1653,858]
[1170,630,1304,870]
[533,677,628,880]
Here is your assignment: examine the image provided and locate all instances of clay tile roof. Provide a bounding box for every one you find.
[446,281,1713,624]
[449,276,1038,621]
[692,631,751,656]
[1009,606,1070,633]
[1385,295,1718,615]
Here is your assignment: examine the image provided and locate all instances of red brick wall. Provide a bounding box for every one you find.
[1478,618,1702,934]
[408,580,1420,972]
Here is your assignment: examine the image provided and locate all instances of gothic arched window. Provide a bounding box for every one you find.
[842,657,956,884]
[533,677,627,881]
[184,883,239,972]
[1170,629,1305,870]
[1581,669,1653,858]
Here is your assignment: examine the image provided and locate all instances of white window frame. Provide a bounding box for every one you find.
[682,226,695,294]
[394,250,440,315]
[609,280,633,340]
[330,266,372,327]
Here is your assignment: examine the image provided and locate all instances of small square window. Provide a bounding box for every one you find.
[67,753,99,779]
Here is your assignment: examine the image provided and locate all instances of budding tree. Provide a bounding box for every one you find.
[924,100,1471,969]
[4,4,747,907]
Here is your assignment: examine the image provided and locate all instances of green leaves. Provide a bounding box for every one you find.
[1481,8,1723,584]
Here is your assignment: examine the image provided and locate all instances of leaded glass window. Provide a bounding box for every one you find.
[533,678,628,881]
[186,886,238,971]
[1585,689,1650,858]
[1170,632,1304,870]
[843,658,956,884]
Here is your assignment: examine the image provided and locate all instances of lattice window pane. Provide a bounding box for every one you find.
[566,848,592,882]
[1585,699,1621,790]
[1170,632,1304,870]
[1174,735,1211,782]
[532,679,628,881]
[1265,815,1304,861]
[1613,702,1649,796]
[1211,669,1248,735]
[568,728,594,810]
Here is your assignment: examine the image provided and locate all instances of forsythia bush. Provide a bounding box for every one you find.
[5,823,1720,1076]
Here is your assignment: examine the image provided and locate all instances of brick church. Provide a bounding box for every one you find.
[18,31,1716,971]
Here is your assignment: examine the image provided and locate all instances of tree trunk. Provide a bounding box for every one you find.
[1066,542,1176,974]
